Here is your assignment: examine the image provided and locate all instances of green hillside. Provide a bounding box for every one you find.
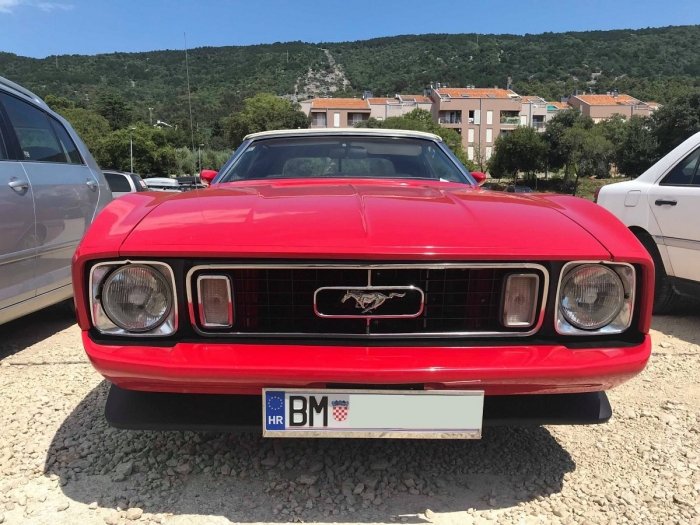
[2,25,700,132]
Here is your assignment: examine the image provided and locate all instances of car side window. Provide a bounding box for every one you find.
[660,147,700,186]
[49,116,83,165]
[0,93,68,164]
[130,174,148,192]
[104,173,132,193]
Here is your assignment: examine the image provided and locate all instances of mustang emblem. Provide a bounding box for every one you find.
[341,290,406,314]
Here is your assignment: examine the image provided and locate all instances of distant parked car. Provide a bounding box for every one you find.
[143,177,181,192]
[174,176,207,191]
[103,170,148,198]
[505,185,534,193]
[0,76,112,325]
[597,131,700,313]
[143,176,206,192]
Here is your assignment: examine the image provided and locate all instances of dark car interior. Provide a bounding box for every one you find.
[222,137,470,184]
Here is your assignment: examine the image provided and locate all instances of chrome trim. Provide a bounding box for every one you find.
[186,263,549,338]
[0,246,36,265]
[36,240,78,258]
[196,275,233,328]
[555,261,636,336]
[654,235,700,251]
[313,285,424,318]
[262,388,483,439]
[501,273,540,328]
[88,260,178,337]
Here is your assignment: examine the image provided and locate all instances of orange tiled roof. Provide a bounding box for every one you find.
[399,95,432,103]
[647,102,661,108]
[436,88,518,99]
[311,98,370,110]
[547,101,571,110]
[367,97,400,105]
[573,94,639,106]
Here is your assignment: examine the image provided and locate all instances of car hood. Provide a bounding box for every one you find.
[118,180,610,260]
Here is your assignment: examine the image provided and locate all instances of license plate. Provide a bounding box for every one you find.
[262,389,484,439]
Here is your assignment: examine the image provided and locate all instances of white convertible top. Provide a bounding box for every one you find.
[244,128,443,142]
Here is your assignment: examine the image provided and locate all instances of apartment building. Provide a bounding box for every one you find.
[367,95,432,120]
[427,86,522,162]
[299,98,371,128]
[519,96,548,130]
[545,101,571,122]
[567,92,653,123]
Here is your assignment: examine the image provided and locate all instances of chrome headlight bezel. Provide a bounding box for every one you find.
[555,261,636,335]
[89,260,178,336]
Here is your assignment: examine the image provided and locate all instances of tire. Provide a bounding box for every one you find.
[635,232,681,315]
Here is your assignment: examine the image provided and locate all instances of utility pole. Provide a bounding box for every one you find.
[148,107,153,126]
[184,33,196,162]
[198,143,204,172]
[129,127,136,173]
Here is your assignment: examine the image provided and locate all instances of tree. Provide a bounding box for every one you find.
[174,147,196,176]
[44,95,76,111]
[615,115,659,177]
[96,91,133,131]
[487,127,548,182]
[94,124,176,176]
[598,114,627,146]
[55,107,111,154]
[543,109,594,182]
[651,93,700,155]
[564,126,614,195]
[226,93,310,147]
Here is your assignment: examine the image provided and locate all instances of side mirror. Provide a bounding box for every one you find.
[200,169,218,184]
[471,171,487,186]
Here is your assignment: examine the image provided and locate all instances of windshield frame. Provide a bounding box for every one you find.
[214,133,476,185]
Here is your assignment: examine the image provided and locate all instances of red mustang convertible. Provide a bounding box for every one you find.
[72,129,653,438]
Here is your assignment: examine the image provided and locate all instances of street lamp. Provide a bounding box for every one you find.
[129,127,136,173]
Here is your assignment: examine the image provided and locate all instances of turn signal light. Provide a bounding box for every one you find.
[197,275,233,328]
[501,274,539,327]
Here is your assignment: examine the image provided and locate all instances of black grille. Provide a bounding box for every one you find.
[190,265,544,337]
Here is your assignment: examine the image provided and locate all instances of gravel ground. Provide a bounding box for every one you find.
[0,304,699,525]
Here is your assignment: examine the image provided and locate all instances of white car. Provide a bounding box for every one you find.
[597,131,700,313]
[103,170,148,198]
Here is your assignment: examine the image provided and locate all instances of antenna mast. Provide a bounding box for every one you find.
[184,32,196,173]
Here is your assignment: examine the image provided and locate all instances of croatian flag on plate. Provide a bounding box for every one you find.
[265,391,285,430]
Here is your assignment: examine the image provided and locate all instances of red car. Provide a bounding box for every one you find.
[72,129,653,438]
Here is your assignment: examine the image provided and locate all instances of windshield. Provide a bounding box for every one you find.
[218,136,471,184]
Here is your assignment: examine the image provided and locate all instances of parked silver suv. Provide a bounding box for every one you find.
[0,76,112,325]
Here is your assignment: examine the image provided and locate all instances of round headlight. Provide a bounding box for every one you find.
[560,265,624,330]
[102,265,173,332]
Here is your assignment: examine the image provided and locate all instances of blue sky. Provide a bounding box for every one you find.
[1,0,699,58]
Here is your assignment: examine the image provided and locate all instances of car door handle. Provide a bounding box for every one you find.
[86,179,98,190]
[8,178,29,191]
[655,199,677,206]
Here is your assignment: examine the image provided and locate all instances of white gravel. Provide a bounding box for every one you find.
[0,303,699,525]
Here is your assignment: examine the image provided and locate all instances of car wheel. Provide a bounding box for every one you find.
[635,232,681,315]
